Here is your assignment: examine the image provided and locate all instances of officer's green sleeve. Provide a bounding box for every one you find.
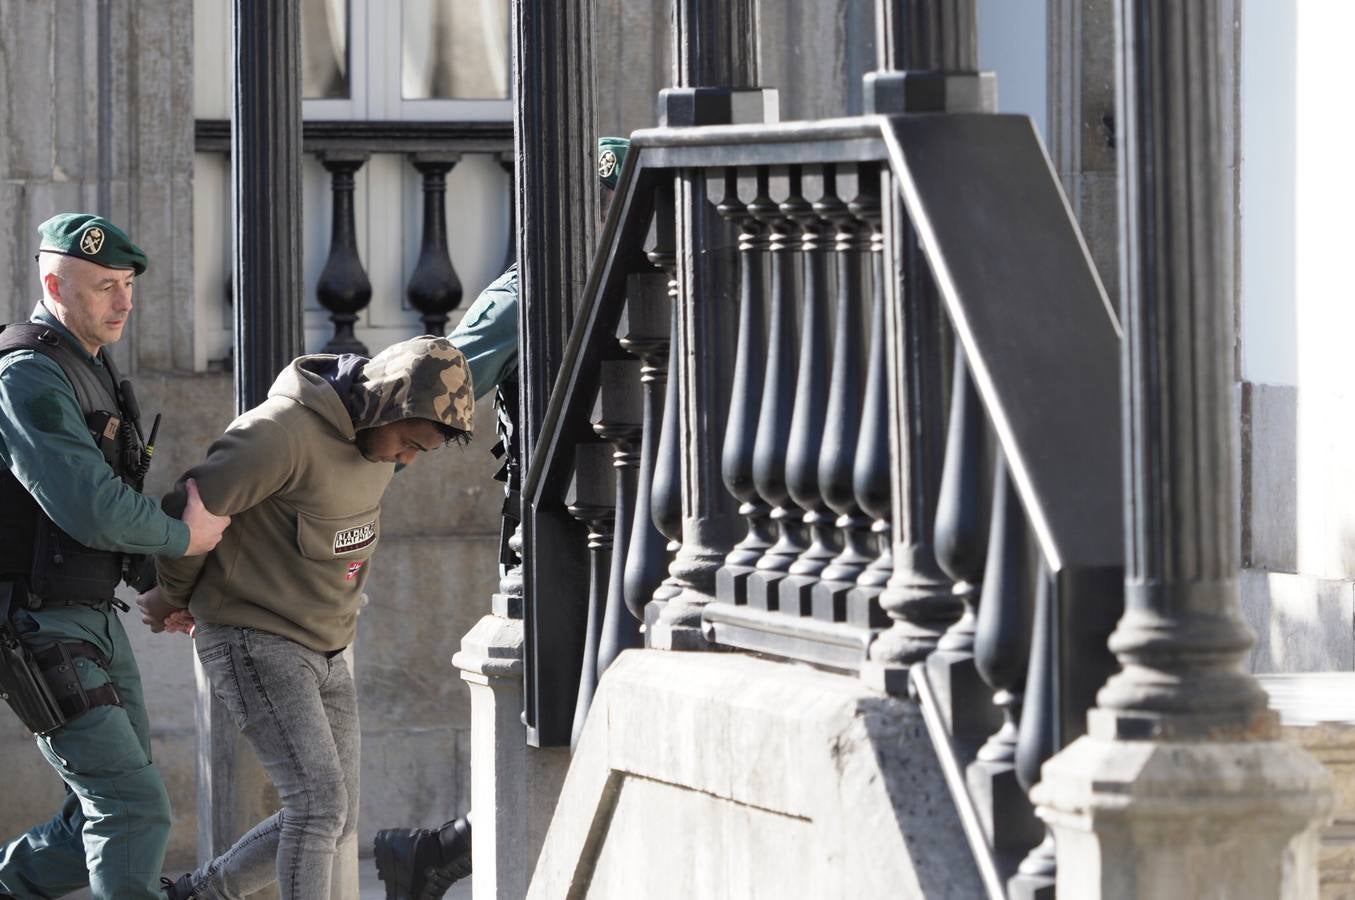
[449,265,519,400]
[0,352,191,557]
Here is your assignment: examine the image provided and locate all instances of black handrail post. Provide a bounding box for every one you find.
[210,0,304,870]
[862,0,993,693]
[517,0,599,746]
[646,0,777,650]
[232,0,303,410]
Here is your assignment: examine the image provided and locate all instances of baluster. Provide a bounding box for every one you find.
[647,193,685,615]
[407,153,464,335]
[621,274,673,621]
[567,442,617,747]
[864,180,957,691]
[745,166,802,612]
[1010,561,1057,900]
[779,165,841,616]
[925,350,1000,740]
[714,167,773,606]
[966,458,1043,858]
[812,164,874,621]
[316,151,372,355]
[594,358,644,674]
[847,185,893,630]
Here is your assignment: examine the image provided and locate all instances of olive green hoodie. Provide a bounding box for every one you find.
[157,337,473,652]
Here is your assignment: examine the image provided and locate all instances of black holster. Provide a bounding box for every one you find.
[0,581,66,734]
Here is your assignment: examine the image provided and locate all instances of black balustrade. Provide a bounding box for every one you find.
[407,153,465,335]
[316,151,373,355]
[714,168,772,607]
[779,165,841,616]
[811,164,874,622]
[925,351,998,740]
[745,166,803,612]
[593,358,645,675]
[967,459,1043,865]
[567,442,617,748]
[620,274,674,622]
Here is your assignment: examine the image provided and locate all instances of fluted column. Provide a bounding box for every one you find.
[407,154,464,335]
[647,0,774,649]
[714,168,773,606]
[315,152,372,355]
[516,0,597,746]
[1033,4,1332,897]
[232,0,302,409]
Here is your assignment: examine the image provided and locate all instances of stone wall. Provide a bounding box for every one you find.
[529,651,983,899]
[0,0,503,875]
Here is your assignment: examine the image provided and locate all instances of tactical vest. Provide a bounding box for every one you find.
[0,323,146,606]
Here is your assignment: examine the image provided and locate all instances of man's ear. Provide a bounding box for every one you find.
[42,272,62,304]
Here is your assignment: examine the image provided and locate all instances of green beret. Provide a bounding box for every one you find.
[597,137,630,190]
[36,213,147,275]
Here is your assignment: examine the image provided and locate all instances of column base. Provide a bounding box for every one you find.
[646,596,713,651]
[966,758,1044,854]
[925,650,1000,741]
[1033,730,1334,900]
[454,614,569,900]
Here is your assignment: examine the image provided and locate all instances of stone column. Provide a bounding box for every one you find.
[454,605,568,900]
[646,0,778,649]
[1031,3,1332,897]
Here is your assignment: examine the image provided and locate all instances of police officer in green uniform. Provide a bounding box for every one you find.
[372,136,630,900]
[0,214,231,899]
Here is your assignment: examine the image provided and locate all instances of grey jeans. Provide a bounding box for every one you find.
[188,624,359,900]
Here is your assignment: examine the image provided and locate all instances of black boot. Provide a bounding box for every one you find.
[374,814,472,900]
[160,874,198,899]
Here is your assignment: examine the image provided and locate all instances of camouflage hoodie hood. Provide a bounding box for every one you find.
[270,335,475,439]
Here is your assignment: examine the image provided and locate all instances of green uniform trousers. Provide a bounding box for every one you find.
[0,604,171,899]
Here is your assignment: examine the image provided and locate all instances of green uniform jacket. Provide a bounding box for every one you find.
[0,302,188,557]
[450,264,518,399]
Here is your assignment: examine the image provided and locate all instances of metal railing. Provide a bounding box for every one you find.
[521,111,1121,897]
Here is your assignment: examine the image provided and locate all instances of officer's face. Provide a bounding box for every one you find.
[45,257,135,354]
[356,418,448,466]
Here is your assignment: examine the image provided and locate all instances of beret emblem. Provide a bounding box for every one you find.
[598,149,618,180]
[80,227,105,255]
